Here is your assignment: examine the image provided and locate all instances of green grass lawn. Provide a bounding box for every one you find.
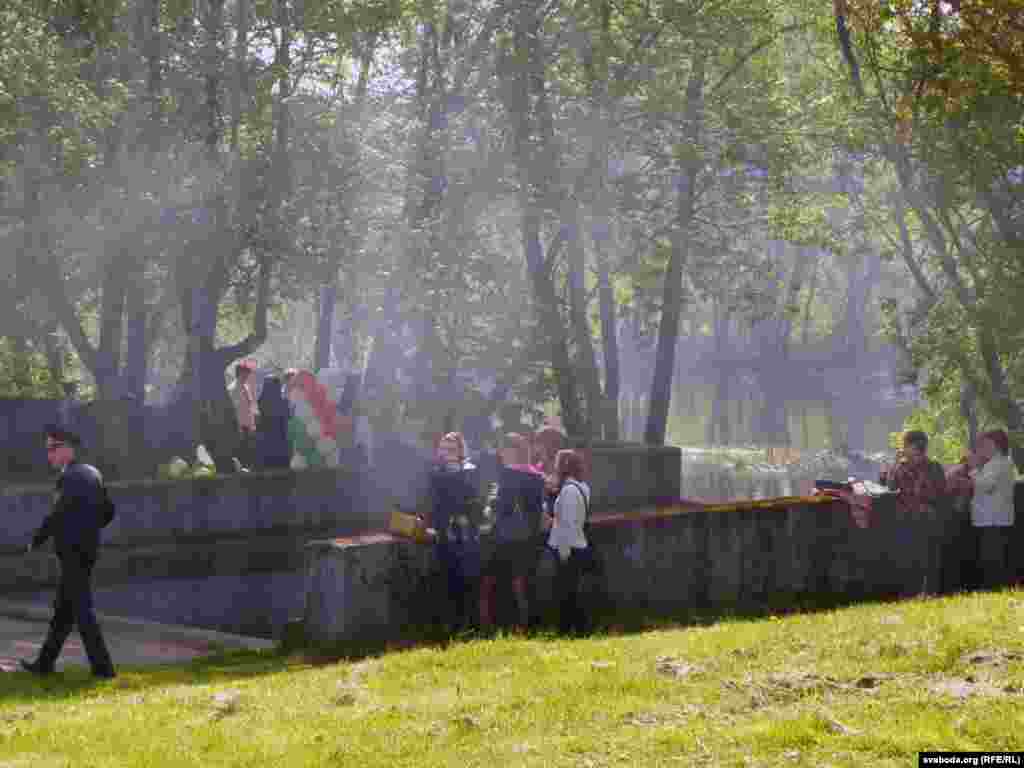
[2,590,1023,768]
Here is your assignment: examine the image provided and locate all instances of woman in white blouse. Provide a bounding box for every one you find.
[546,449,591,635]
[965,429,1016,589]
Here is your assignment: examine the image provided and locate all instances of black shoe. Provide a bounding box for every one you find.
[93,667,117,680]
[19,659,54,676]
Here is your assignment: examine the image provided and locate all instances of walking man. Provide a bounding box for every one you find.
[21,425,116,679]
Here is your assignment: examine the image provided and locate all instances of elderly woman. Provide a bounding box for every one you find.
[962,430,1016,589]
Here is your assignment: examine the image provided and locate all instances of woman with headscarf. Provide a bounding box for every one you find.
[256,375,291,470]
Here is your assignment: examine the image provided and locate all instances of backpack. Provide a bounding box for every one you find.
[499,491,532,542]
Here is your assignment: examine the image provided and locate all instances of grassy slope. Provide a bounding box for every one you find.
[2,591,1023,768]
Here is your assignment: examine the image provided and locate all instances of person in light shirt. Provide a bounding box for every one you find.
[546,449,591,635]
[228,360,259,468]
[963,429,1016,589]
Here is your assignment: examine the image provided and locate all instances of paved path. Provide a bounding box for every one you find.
[0,599,274,674]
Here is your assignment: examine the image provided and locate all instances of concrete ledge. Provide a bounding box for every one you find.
[0,599,274,651]
[3,522,371,592]
[0,466,386,554]
[573,443,682,511]
[301,493,1015,647]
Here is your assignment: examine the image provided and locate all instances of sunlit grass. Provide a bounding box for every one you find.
[2,590,1023,767]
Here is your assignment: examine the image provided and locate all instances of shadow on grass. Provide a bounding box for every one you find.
[283,587,949,665]
[0,585,1004,705]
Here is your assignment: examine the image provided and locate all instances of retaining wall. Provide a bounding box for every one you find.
[1,443,683,594]
[302,487,1024,646]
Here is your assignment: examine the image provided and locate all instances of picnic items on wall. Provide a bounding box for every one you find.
[813,478,898,528]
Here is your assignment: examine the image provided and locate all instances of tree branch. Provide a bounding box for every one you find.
[710,22,812,95]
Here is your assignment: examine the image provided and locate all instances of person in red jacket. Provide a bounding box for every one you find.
[879,430,948,596]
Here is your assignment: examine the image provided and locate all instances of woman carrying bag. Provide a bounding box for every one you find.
[546,449,591,635]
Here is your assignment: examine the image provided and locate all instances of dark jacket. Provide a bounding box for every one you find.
[493,466,545,543]
[429,461,481,540]
[257,376,292,469]
[32,462,107,560]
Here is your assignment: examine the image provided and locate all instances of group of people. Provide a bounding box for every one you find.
[426,429,594,636]
[17,410,1017,679]
[229,363,302,470]
[878,428,1017,594]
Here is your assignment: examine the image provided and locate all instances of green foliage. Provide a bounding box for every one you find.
[0,1,122,166]
[891,407,968,466]
[0,338,65,398]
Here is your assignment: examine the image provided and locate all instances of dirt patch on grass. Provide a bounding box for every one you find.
[927,657,1024,700]
[721,672,846,710]
[852,673,894,690]
[928,677,1009,699]
[959,648,1023,668]
[729,647,759,660]
[723,670,903,712]
[655,656,703,679]
[0,708,34,725]
[621,704,698,727]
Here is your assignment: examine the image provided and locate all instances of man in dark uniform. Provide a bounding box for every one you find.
[21,425,116,679]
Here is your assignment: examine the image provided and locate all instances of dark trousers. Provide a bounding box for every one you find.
[941,497,973,593]
[436,539,479,629]
[37,554,114,675]
[554,548,590,635]
[972,526,1012,590]
[238,429,256,469]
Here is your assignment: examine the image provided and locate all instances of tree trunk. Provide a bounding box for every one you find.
[978,331,1024,471]
[502,0,583,436]
[891,156,1024,469]
[800,257,818,346]
[567,213,601,440]
[778,245,814,358]
[25,141,131,403]
[231,0,248,152]
[645,52,705,446]
[597,244,620,441]
[122,284,149,403]
[39,322,65,393]
[315,284,336,371]
[960,380,978,452]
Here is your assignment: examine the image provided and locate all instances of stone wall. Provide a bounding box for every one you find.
[1,467,388,592]
[573,442,682,510]
[0,442,682,595]
[302,486,1024,646]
